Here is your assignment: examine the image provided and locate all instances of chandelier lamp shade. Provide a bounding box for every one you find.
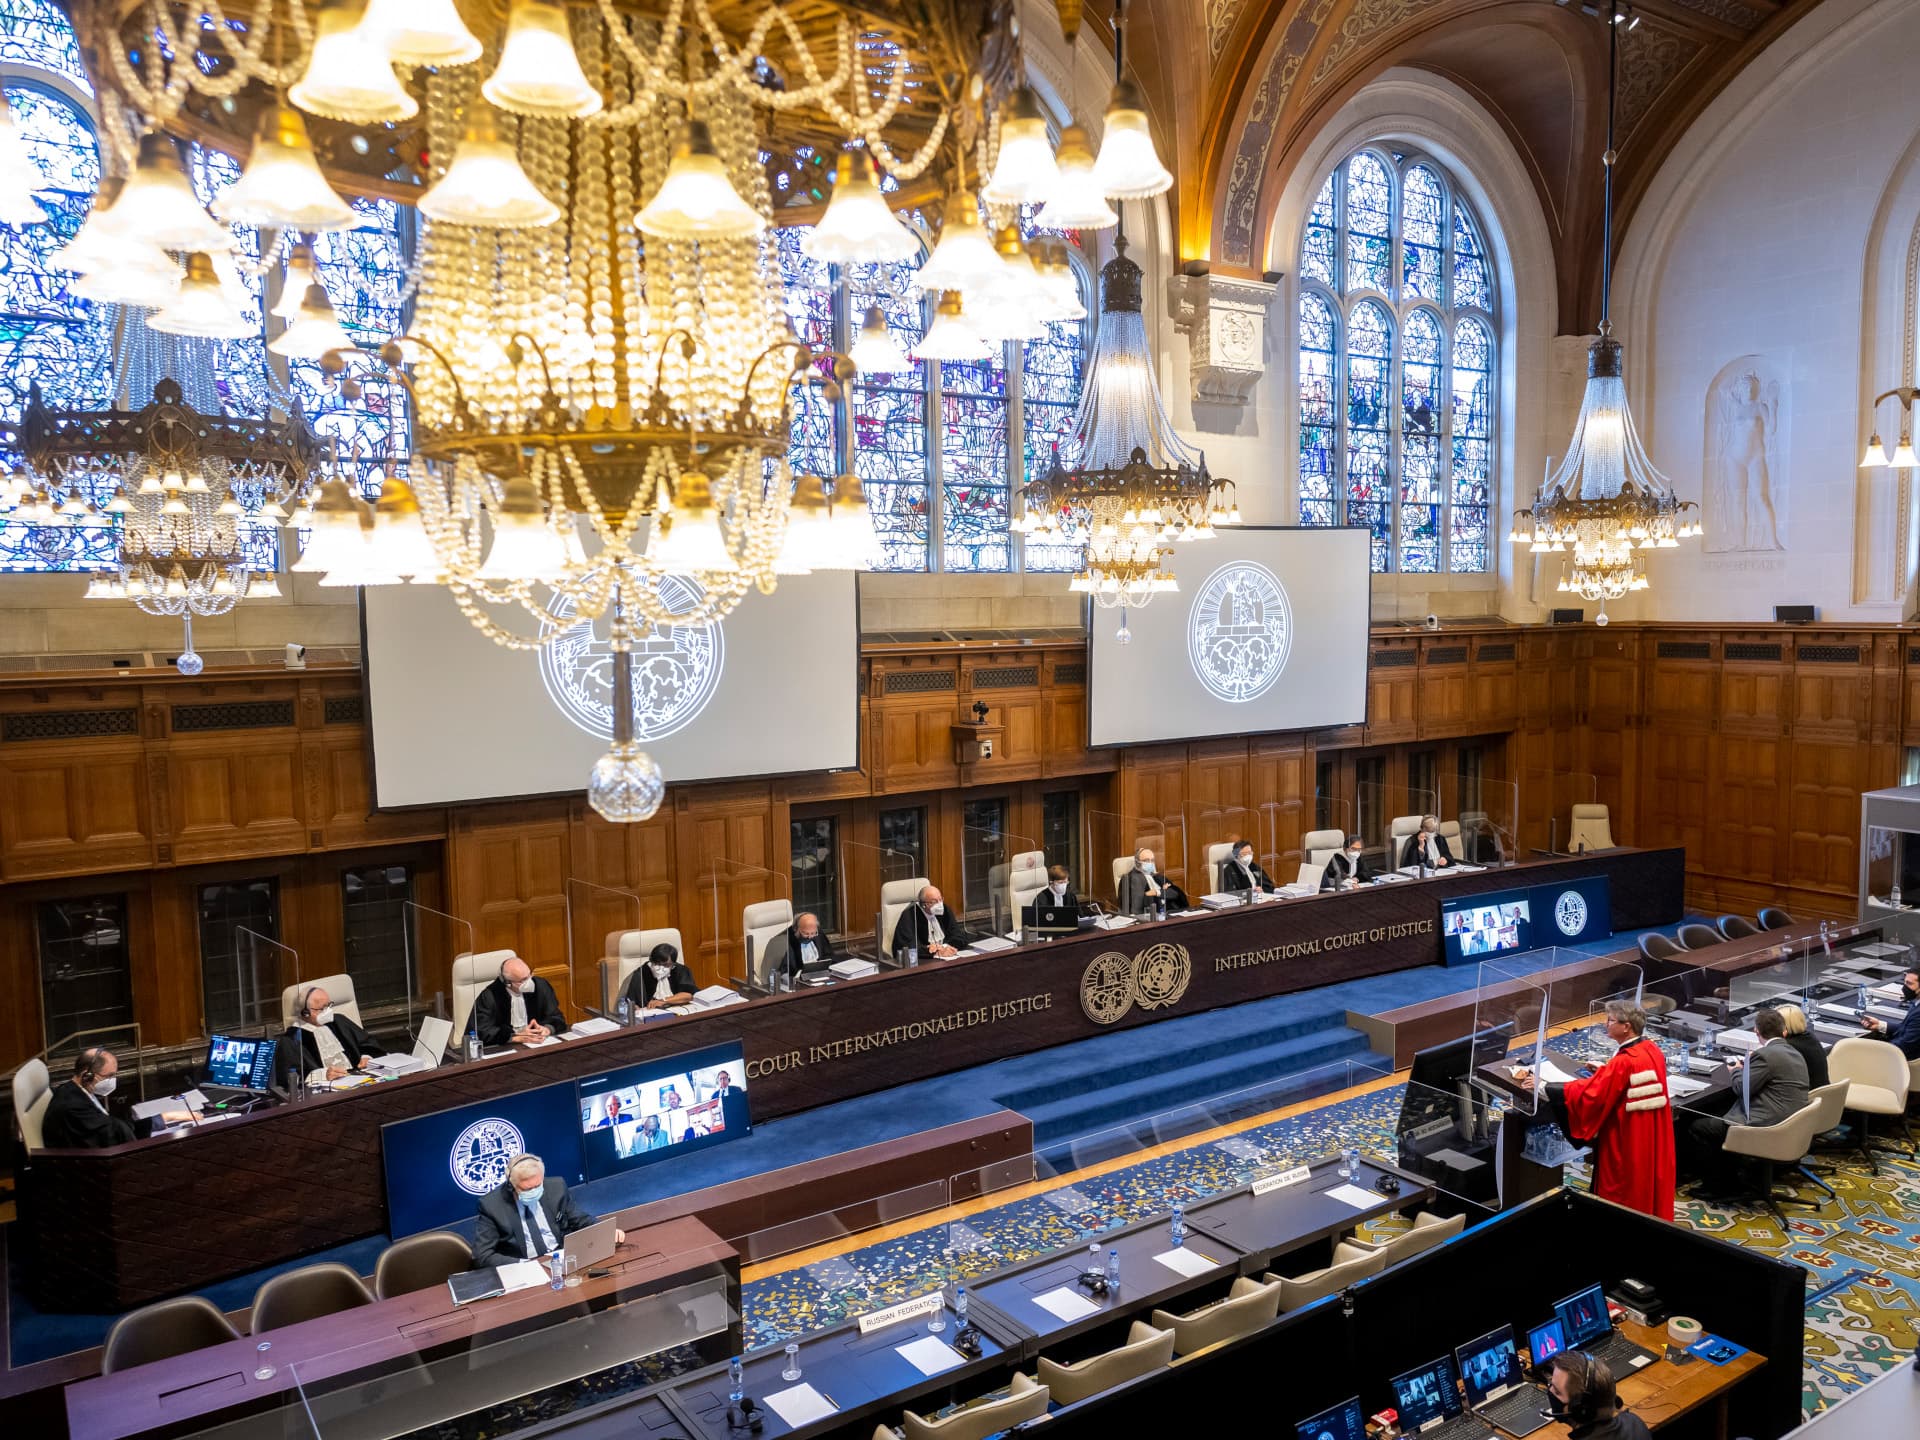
[1510,0,1698,619]
[803,150,920,265]
[213,102,356,232]
[1858,384,1920,469]
[417,107,561,230]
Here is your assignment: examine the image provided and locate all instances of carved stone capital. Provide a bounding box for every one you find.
[1169,273,1279,406]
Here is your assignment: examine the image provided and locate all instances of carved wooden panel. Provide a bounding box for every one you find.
[1787,739,1867,894]
[872,704,961,792]
[0,749,152,879]
[672,783,787,986]
[166,739,306,864]
[1710,734,1782,882]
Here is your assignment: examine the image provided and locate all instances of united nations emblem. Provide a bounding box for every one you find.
[1080,951,1139,1025]
[536,577,723,741]
[1188,562,1292,702]
[450,1117,526,1196]
[1133,942,1192,1010]
[1554,890,1588,938]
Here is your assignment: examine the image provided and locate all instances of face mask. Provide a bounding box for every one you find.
[1237,853,1253,867]
[517,1185,541,1204]
[1139,861,1154,875]
[312,1006,335,1026]
[799,932,817,944]
[1052,882,1067,895]
[517,979,535,995]
[92,1075,117,1097]
[923,902,941,916]
[651,964,670,978]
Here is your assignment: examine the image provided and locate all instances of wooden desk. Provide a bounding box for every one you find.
[23,847,1682,1311]
[63,1217,739,1440]
[1534,1320,1766,1439]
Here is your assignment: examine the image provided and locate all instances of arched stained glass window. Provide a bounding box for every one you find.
[297,197,411,490]
[0,0,90,94]
[777,225,838,483]
[848,254,932,571]
[1296,147,1498,573]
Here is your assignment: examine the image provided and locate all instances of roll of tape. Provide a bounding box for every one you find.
[1668,1316,1702,1346]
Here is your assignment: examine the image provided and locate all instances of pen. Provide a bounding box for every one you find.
[822,1392,840,1408]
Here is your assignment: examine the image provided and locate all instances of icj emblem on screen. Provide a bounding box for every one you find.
[450,1116,527,1195]
[1554,890,1588,937]
[537,576,724,740]
[1188,562,1292,702]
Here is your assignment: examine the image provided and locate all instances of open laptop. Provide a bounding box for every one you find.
[1456,1324,1551,1436]
[1387,1355,1495,1440]
[562,1216,619,1270]
[1292,1395,1367,1440]
[1022,900,1081,937]
[414,1016,452,1065]
[1553,1283,1658,1373]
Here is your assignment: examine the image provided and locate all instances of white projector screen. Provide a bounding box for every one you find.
[362,573,858,809]
[1088,527,1371,747]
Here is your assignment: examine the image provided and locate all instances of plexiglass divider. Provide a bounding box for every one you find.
[563,878,646,1018]
[1355,782,1439,871]
[401,901,476,1043]
[1086,810,1168,908]
[1468,948,1644,1118]
[700,859,790,996]
[1183,805,1261,899]
[235,926,298,1039]
[1458,777,1519,867]
[836,839,916,963]
[966,823,1040,936]
[1521,768,1598,856]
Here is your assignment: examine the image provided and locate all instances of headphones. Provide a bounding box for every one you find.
[76,1046,104,1081]
[1555,1350,1614,1425]
[301,985,324,1020]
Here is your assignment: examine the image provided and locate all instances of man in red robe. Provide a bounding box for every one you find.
[1521,1001,1676,1220]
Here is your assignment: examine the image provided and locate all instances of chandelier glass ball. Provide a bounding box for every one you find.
[588,741,666,823]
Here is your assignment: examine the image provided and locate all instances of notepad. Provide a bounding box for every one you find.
[518,1034,562,1048]
[970,936,1017,952]
[764,1383,838,1427]
[497,1259,549,1293]
[1322,1183,1385,1210]
[895,1335,968,1376]
[1152,1247,1219,1278]
[1034,1286,1101,1321]
[565,1016,618,1038]
[1537,1059,1578,1084]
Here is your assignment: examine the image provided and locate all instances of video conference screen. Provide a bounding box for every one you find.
[1441,889,1532,963]
[362,572,858,809]
[1293,1396,1366,1440]
[381,1080,586,1239]
[575,1041,750,1181]
[206,1034,276,1090]
[1087,527,1370,747]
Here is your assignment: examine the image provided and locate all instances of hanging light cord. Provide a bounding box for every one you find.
[1600,1,1619,335]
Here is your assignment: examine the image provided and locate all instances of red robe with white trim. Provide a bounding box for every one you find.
[1556,1036,1676,1220]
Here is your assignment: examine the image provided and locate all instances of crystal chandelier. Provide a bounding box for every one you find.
[1508,0,1699,621]
[1016,233,1237,639]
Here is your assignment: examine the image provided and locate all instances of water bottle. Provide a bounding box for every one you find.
[955,1286,969,1329]
[1155,896,1166,921]
[1858,983,1870,1012]
[548,1249,566,1290]
[1170,1206,1187,1247]
[464,1024,482,1062]
[906,946,919,968]
[728,1356,744,1403]
[1106,1248,1121,1292]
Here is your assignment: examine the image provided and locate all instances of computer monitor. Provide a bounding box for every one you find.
[575,1040,750,1181]
[1023,900,1080,936]
[1526,1318,1566,1366]
[1389,1355,1465,1428]
[1440,888,1533,963]
[1554,1283,1611,1347]
[1456,1324,1522,1406]
[1292,1396,1366,1440]
[205,1034,277,1091]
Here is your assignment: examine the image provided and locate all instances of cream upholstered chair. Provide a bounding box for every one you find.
[1388,815,1424,867]
[1111,854,1137,898]
[1568,803,1614,852]
[1828,1037,1914,1168]
[450,949,518,1049]
[1297,860,1328,890]
[1150,1276,1282,1357]
[1721,1099,1826,1220]
[1005,850,1049,925]
[601,927,686,1012]
[13,1057,50,1150]
[1332,1209,1465,1267]
[1797,1081,1851,1198]
[279,973,362,1029]
[1270,1247,1385,1312]
[1304,828,1346,869]
[878,876,929,957]
[1438,818,1463,852]
[1204,841,1236,894]
[1037,1321,1175,1404]
[742,901,792,987]
[898,1373,1049,1440]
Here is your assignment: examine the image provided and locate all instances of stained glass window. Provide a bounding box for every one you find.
[187,144,272,423]
[777,225,838,483]
[848,256,931,571]
[0,0,90,94]
[1020,304,1088,573]
[940,346,1011,573]
[1295,147,1497,572]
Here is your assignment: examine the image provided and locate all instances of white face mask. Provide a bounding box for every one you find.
[516,978,535,995]
[650,964,670,978]
[1237,853,1254,868]
[923,901,942,916]
[92,1074,117,1097]
[1051,882,1067,896]
[312,1005,335,1026]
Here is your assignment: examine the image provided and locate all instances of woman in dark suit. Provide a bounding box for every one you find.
[1401,815,1455,870]
[1775,1004,1829,1091]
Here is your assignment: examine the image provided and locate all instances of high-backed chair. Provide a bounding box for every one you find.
[374,1231,474,1300]
[1676,922,1724,952]
[898,1374,1049,1440]
[601,928,686,1012]
[1332,1210,1465,1268]
[1568,804,1615,852]
[1716,914,1761,940]
[1721,1100,1826,1220]
[450,949,519,1049]
[1037,1321,1175,1405]
[1637,932,1683,964]
[101,1296,241,1374]
[1438,818,1463,853]
[1204,841,1235,894]
[742,902,792,988]
[1149,1276,1282,1357]
[1270,1247,1385,1312]
[1004,851,1048,926]
[1111,854,1136,898]
[249,1262,375,1334]
[1756,907,1795,931]
[279,973,362,1029]
[1828,1037,1914,1170]
[12,1057,50,1150]
[878,877,929,957]
[1303,829,1346,869]
[1388,815,1424,867]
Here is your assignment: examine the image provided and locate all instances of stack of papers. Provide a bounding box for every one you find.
[566,1016,619,1038]
[1096,914,1136,929]
[1870,982,1909,1000]
[764,1384,838,1427]
[497,1259,549,1293]
[970,935,1017,952]
[690,985,743,1009]
[1667,1075,1709,1099]
[1451,863,1487,873]
[829,957,878,979]
[1716,1029,1762,1052]
[364,1053,430,1075]
[894,1336,967,1376]
[1199,893,1246,909]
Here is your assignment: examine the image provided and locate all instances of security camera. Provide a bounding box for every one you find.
[284,642,306,670]
[979,738,994,761]
[1423,614,1440,631]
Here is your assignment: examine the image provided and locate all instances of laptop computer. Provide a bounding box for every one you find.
[413,1016,452,1065]
[1388,1355,1495,1440]
[1292,1395,1366,1440]
[1456,1324,1551,1436]
[1525,1317,1566,1372]
[563,1216,619,1269]
[1023,900,1081,936]
[1553,1283,1658,1373]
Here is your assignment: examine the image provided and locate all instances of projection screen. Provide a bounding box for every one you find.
[1088,527,1371,747]
[361,572,858,809]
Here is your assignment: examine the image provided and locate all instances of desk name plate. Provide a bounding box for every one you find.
[1251,1165,1312,1196]
[857,1292,947,1334]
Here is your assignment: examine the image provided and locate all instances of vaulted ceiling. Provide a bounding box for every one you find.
[1089,0,1829,331]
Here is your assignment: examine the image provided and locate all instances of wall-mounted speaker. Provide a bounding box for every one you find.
[1775,604,1817,624]
[1549,608,1586,624]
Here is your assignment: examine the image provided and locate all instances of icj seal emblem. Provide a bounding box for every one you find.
[537,575,723,741]
[450,1117,526,1195]
[1188,562,1291,702]
[1554,890,1588,937]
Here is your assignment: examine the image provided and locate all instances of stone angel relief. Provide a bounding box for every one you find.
[1704,357,1788,552]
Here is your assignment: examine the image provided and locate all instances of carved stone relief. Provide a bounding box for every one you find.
[1702,354,1788,553]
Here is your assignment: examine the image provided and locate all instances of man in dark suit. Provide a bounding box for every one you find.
[1320,835,1376,891]
[41,1047,138,1148]
[620,943,698,1013]
[474,1153,620,1268]
[473,957,565,1047]
[1219,840,1277,896]
[1401,815,1455,870]
[890,884,973,959]
[1687,1007,1810,1197]
[1861,968,1920,1059]
[770,911,836,987]
[1118,847,1187,916]
[281,984,387,1088]
[708,1067,750,1132]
